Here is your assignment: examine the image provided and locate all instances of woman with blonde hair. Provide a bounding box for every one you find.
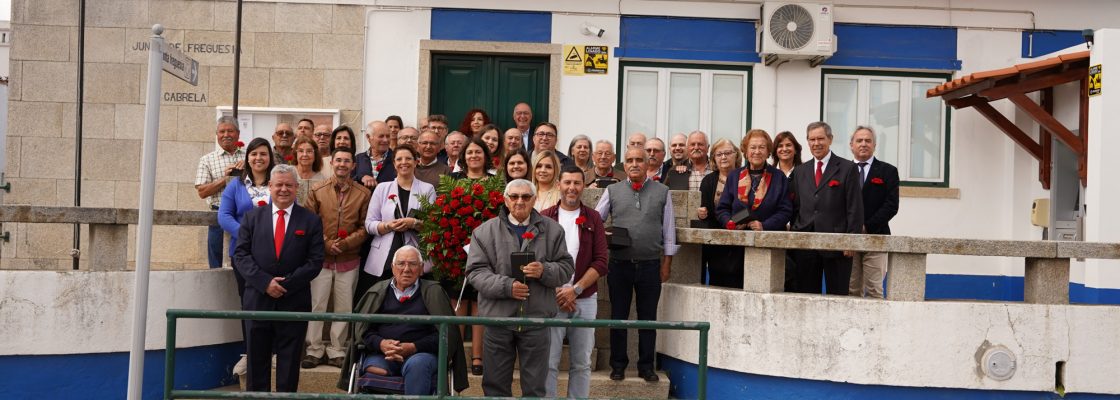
[531,150,562,211]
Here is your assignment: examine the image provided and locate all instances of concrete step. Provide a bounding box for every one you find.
[463,342,601,371]
[238,363,668,398]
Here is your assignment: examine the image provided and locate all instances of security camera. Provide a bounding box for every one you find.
[582,23,605,38]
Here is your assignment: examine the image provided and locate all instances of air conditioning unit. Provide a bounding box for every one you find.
[759,2,837,67]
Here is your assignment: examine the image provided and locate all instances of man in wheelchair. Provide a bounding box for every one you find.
[336,246,469,395]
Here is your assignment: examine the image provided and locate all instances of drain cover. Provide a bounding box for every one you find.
[982,346,1017,381]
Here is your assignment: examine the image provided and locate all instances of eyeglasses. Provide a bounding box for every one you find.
[312,132,331,138]
[275,130,294,137]
[534,132,556,138]
[715,150,737,158]
[507,193,533,201]
[514,111,531,116]
[394,261,422,268]
[418,141,439,146]
[430,125,448,131]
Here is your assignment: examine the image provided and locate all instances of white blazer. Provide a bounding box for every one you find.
[363,179,436,276]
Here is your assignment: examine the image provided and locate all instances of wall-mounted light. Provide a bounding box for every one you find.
[1083,29,1094,49]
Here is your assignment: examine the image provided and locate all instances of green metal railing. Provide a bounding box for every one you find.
[165,309,710,400]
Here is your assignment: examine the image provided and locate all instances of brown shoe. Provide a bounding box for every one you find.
[301,355,322,369]
[327,357,345,368]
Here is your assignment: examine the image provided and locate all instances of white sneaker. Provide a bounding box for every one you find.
[233,355,248,376]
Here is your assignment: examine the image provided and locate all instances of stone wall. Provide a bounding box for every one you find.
[2,0,366,269]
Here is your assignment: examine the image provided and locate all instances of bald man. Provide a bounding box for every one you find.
[353,120,397,188]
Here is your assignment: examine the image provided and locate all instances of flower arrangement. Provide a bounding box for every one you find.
[415,175,506,290]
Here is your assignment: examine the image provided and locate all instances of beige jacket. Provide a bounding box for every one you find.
[305,176,372,263]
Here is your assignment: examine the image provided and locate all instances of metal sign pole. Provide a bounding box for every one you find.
[126,24,166,400]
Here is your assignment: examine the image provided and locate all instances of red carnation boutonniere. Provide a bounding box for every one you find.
[295,230,305,236]
[337,229,348,239]
[388,194,397,201]
[575,216,586,226]
[652,176,661,182]
[631,182,643,192]
[375,162,384,172]
[257,200,267,207]
[522,232,535,241]
[284,154,294,162]
[726,221,737,230]
[871,177,884,185]
[828,179,841,187]
[235,141,245,148]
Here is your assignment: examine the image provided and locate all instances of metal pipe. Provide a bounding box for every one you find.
[125,24,166,400]
[232,0,243,118]
[72,0,85,270]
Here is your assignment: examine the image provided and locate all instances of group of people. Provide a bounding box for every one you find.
[193,100,898,396]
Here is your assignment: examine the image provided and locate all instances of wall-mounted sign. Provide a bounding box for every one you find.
[563,45,609,76]
[1088,64,1101,96]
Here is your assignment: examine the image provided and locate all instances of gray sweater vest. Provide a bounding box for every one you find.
[606,181,669,261]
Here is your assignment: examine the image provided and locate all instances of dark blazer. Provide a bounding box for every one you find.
[233,204,325,311]
[353,150,397,185]
[714,165,794,231]
[788,152,864,235]
[539,203,610,299]
[859,159,900,235]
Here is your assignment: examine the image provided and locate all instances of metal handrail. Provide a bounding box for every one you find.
[165,309,710,400]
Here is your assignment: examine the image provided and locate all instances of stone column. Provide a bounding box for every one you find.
[1024,257,1070,304]
[89,224,128,271]
[886,252,926,301]
[743,247,785,293]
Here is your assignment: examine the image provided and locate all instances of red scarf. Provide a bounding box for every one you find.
[737,168,772,210]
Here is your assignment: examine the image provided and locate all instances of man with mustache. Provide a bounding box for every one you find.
[686,131,711,191]
[195,116,245,269]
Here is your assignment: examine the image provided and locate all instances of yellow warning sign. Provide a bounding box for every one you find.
[563,45,609,76]
[1088,64,1101,96]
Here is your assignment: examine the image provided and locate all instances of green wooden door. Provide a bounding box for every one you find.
[430,54,549,133]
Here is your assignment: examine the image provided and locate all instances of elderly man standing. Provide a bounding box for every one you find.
[444,131,468,173]
[195,116,244,268]
[588,140,623,188]
[414,130,450,186]
[337,246,469,395]
[234,164,325,392]
[788,121,864,295]
[313,124,333,160]
[466,179,574,397]
[513,102,534,152]
[848,126,898,298]
[302,148,372,369]
[273,123,296,164]
[397,127,420,149]
[626,132,647,150]
[354,120,396,189]
[541,165,608,398]
[644,138,667,182]
[686,130,712,191]
[595,147,678,383]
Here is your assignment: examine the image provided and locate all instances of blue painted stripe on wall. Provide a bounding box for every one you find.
[925,274,1120,305]
[1022,30,1087,58]
[430,9,552,43]
[660,355,1118,399]
[0,342,242,400]
[618,16,761,63]
[824,24,962,70]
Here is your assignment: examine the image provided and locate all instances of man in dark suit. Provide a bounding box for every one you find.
[848,126,899,298]
[234,163,325,392]
[787,121,864,295]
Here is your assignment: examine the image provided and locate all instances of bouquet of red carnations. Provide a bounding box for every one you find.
[415,175,506,290]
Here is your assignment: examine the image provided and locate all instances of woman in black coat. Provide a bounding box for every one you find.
[712,130,793,288]
[695,138,742,287]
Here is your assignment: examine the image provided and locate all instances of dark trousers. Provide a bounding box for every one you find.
[207,225,224,268]
[608,259,661,372]
[244,319,308,392]
[706,245,744,289]
[482,326,550,397]
[229,257,248,344]
[789,249,852,295]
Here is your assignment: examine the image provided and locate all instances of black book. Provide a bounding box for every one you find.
[510,252,534,282]
[607,226,631,249]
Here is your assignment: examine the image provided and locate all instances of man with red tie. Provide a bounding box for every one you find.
[787,121,864,295]
[234,163,325,392]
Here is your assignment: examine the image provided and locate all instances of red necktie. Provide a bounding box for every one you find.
[814,160,823,187]
[275,209,286,258]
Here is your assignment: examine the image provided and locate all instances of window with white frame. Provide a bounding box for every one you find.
[621,63,751,148]
[823,71,949,185]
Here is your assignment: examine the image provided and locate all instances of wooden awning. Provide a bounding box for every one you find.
[927,51,1090,188]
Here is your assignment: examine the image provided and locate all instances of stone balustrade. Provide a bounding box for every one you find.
[4,198,1119,304]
